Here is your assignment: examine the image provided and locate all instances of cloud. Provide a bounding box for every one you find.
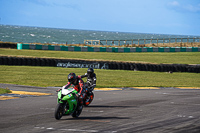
[168,1,180,6]
[183,4,200,12]
[168,1,200,13]
[26,0,80,10]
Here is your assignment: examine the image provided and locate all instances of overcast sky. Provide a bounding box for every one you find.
[0,0,200,36]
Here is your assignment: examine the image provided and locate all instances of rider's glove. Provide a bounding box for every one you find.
[56,89,61,92]
[78,93,81,96]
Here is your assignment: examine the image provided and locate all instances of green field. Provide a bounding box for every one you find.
[0,88,12,94]
[1,49,200,64]
[0,65,199,87]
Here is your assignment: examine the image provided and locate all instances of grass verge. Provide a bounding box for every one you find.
[0,49,200,64]
[0,65,199,87]
[0,88,12,94]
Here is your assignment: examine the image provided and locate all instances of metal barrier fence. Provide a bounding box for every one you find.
[84,37,200,46]
[17,43,200,52]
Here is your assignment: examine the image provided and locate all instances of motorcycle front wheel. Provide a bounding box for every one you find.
[54,103,64,120]
[84,92,94,107]
[72,105,83,118]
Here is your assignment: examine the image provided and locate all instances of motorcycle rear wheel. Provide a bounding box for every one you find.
[55,103,64,120]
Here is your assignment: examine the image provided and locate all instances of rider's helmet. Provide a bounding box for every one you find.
[68,73,76,84]
[87,68,94,77]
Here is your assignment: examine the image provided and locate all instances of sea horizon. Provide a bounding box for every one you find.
[0,24,199,45]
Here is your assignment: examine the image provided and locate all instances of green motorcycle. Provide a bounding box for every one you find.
[55,86,83,120]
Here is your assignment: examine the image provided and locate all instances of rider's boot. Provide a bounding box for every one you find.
[77,97,83,110]
[87,88,93,97]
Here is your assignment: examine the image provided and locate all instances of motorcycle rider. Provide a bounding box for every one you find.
[81,68,96,96]
[62,73,85,110]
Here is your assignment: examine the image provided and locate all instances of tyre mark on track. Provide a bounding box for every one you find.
[34,126,117,133]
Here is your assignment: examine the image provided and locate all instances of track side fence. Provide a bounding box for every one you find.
[84,37,200,47]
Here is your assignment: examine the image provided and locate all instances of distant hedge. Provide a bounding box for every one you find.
[0,43,17,49]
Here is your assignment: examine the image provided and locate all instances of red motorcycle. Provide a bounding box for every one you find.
[83,86,94,106]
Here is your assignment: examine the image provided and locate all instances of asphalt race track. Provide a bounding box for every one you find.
[0,84,200,133]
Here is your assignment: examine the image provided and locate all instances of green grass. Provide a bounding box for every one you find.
[1,48,200,88]
[1,49,200,64]
[0,88,12,94]
[0,65,199,87]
